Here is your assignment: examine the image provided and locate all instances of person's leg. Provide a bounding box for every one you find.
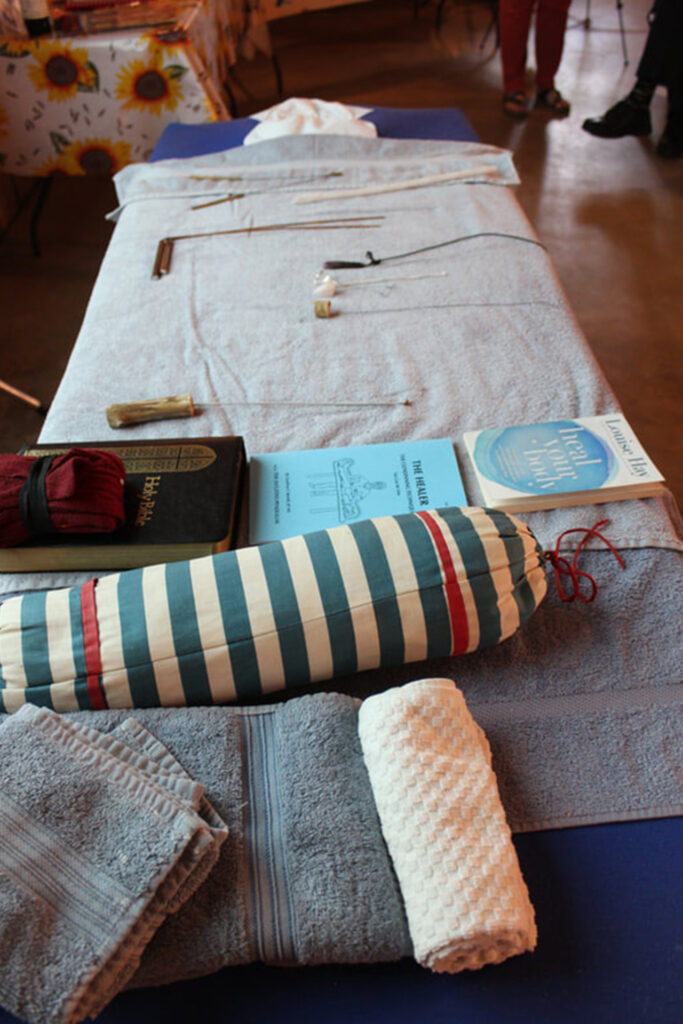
[636,0,683,91]
[581,0,682,140]
[640,0,683,156]
[532,0,572,114]
[658,87,683,158]
[534,0,572,92]
[499,0,536,114]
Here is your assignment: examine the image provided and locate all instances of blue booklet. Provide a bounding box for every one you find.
[249,438,466,543]
[463,414,664,512]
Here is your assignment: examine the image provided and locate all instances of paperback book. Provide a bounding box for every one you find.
[249,437,467,544]
[1,437,245,571]
[463,413,665,512]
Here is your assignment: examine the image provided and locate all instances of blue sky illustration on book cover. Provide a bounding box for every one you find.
[249,438,466,543]
[473,420,617,495]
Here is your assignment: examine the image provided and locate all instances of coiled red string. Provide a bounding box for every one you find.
[544,519,626,603]
[0,449,126,548]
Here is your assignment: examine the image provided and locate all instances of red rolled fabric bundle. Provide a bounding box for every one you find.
[0,449,126,547]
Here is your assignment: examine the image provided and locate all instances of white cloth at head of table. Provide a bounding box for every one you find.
[243,98,377,145]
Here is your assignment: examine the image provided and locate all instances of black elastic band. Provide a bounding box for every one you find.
[19,456,56,537]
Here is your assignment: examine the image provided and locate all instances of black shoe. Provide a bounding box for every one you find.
[582,99,651,139]
[656,111,683,159]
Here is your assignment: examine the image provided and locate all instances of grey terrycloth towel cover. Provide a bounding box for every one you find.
[0,704,228,1024]
[63,693,411,988]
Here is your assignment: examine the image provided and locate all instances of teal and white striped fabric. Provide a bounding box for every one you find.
[0,507,547,713]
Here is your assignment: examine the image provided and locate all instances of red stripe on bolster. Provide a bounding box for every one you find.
[416,510,469,655]
[79,578,107,710]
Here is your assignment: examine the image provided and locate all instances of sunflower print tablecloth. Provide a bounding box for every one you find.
[0,2,229,176]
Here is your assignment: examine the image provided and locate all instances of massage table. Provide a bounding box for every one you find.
[0,105,681,1024]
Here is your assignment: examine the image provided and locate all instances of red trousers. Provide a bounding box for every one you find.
[499,0,572,94]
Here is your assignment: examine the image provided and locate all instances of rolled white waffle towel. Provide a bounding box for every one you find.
[358,678,537,973]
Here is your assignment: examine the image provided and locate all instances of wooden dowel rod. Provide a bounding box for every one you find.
[0,378,45,412]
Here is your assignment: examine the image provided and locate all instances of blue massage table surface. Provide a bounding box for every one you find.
[3,107,680,1024]
[80,821,683,1024]
[149,105,480,161]
[2,820,681,1024]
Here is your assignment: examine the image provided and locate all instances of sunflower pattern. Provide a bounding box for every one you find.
[34,154,67,177]
[142,28,190,61]
[27,39,99,103]
[0,3,230,176]
[0,39,31,58]
[115,56,186,116]
[59,136,133,176]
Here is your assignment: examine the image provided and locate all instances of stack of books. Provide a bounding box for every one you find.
[0,437,245,572]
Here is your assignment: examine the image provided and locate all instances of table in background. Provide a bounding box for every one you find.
[0,0,375,177]
[214,0,372,64]
[0,0,229,176]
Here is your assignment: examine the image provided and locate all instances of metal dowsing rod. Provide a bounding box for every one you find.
[152,216,384,279]
[322,231,548,271]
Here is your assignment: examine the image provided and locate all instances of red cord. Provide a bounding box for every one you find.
[544,519,626,603]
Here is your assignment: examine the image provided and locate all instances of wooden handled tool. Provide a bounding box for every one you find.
[105,393,412,428]
[106,394,195,428]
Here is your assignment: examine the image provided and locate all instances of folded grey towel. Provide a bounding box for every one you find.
[109,717,229,915]
[0,704,227,1024]
[64,694,412,987]
[1,683,536,1020]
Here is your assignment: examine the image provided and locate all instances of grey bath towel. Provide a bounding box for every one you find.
[0,684,541,1023]
[0,704,228,1024]
[63,693,411,988]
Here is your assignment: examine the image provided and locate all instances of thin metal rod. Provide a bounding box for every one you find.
[323,231,547,271]
[616,0,628,66]
[170,216,384,243]
[373,231,547,264]
[190,172,346,210]
[188,171,342,182]
[191,194,246,210]
[339,271,448,287]
[197,398,412,409]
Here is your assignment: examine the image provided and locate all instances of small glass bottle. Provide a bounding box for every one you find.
[19,0,52,38]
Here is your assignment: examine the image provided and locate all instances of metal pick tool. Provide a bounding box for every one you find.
[106,393,412,428]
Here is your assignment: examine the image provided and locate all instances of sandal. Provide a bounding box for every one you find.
[502,91,528,118]
[535,88,571,117]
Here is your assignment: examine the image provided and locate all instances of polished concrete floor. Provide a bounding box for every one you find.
[1,0,681,505]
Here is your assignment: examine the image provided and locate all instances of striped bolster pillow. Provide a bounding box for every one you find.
[0,507,547,713]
